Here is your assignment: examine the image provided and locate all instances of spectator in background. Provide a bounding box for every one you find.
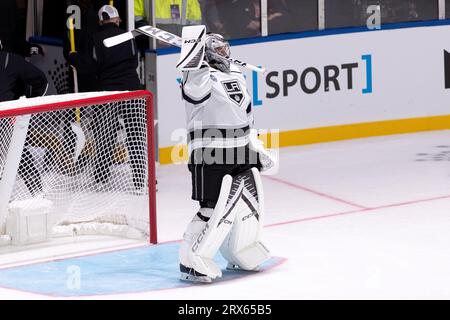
[198,0,225,34]
[88,5,141,91]
[73,5,146,190]
[360,0,423,24]
[0,0,44,57]
[325,0,362,29]
[155,0,202,37]
[0,38,48,197]
[134,0,149,27]
[201,0,299,39]
[212,0,261,39]
[245,0,261,36]
[406,1,419,19]
[63,0,100,167]
[279,0,318,34]
[134,0,151,53]
[0,0,18,53]
[266,0,293,35]
[64,0,100,93]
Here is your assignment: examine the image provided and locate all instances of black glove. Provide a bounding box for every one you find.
[30,43,44,56]
[68,51,79,68]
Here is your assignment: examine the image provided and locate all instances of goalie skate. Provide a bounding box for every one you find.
[179,264,213,283]
[226,262,260,272]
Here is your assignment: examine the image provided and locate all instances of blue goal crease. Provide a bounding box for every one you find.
[0,242,283,297]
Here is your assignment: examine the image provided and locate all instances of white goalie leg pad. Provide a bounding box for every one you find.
[179,207,210,270]
[187,174,245,279]
[220,168,271,271]
[179,207,216,282]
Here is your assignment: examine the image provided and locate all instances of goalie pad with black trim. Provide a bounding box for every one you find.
[220,168,271,271]
[183,173,245,280]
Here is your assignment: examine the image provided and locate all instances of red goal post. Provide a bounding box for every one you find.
[0,90,157,245]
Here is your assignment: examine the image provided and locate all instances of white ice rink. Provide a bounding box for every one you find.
[1,130,450,299]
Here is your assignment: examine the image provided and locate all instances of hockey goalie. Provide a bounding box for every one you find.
[177,26,276,283]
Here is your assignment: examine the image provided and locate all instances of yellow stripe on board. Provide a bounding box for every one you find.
[158,115,450,165]
[159,144,188,165]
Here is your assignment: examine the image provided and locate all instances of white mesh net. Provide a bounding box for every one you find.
[0,92,155,242]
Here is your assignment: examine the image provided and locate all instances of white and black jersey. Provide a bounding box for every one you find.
[182,62,254,153]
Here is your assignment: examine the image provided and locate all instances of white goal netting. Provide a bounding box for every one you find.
[0,91,156,244]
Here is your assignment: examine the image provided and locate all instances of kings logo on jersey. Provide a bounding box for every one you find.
[222,80,244,106]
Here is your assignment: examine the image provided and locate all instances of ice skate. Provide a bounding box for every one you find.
[179,264,213,284]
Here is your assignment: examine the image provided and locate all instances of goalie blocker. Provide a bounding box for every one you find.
[180,168,271,283]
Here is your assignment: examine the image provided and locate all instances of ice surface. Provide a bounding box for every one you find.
[1,131,449,299]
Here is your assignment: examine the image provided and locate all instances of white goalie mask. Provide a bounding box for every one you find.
[205,33,230,58]
[205,33,231,72]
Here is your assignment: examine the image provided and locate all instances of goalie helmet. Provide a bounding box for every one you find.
[205,33,230,58]
[205,33,231,73]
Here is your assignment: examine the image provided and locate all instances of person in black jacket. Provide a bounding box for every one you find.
[0,42,48,105]
[64,0,100,93]
[70,5,145,190]
[0,0,44,57]
[0,41,48,196]
[0,0,18,53]
[90,5,141,91]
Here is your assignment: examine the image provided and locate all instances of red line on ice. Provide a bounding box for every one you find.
[263,175,368,209]
[265,194,450,228]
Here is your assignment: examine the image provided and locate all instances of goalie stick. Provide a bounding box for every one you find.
[103,25,266,74]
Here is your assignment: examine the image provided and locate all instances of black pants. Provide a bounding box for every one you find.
[188,145,261,208]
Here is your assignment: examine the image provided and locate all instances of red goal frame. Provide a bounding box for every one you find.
[0,90,158,244]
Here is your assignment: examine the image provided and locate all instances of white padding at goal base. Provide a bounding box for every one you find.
[0,235,11,246]
[53,223,146,239]
[6,198,53,245]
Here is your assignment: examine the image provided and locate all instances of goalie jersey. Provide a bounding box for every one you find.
[182,63,254,153]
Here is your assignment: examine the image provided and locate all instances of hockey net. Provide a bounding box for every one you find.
[0,91,157,245]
